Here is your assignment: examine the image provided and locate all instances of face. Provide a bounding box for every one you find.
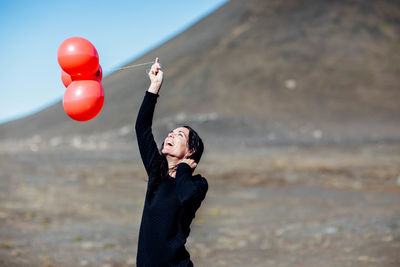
[161,127,191,160]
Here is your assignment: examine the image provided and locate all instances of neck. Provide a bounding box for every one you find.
[166,155,180,178]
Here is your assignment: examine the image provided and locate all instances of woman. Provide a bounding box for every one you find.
[135,58,208,266]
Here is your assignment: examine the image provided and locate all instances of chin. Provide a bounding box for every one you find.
[162,146,173,156]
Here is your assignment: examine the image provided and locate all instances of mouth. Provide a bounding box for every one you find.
[166,139,174,147]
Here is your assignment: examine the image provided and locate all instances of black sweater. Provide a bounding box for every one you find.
[135,91,208,267]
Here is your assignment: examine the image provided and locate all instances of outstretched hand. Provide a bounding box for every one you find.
[148,57,163,94]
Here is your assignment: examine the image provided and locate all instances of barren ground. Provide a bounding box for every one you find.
[0,141,399,266]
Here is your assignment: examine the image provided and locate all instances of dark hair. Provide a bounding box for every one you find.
[149,126,204,195]
[183,125,204,164]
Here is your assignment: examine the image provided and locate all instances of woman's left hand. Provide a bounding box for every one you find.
[148,57,163,94]
[180,158,197,169]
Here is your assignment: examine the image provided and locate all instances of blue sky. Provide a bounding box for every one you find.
[0,0,228,124]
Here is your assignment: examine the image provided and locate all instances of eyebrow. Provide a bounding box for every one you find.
[169,130,187,137]
[178,130,187,137]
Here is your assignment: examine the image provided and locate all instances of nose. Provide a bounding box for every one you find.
[168,132,174,138]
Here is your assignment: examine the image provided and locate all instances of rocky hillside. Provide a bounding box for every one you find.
[1,0,399,145]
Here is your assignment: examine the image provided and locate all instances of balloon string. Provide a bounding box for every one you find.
[108,61,154,71]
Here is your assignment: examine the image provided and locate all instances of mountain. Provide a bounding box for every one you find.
[1,0,400,145]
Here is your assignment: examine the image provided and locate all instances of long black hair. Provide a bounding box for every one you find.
[148,126,204,194]
[182,125,204,164]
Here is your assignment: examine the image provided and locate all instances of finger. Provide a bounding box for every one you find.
[151,66,159,75]
[155,57,159,63]
[151,64,160,70]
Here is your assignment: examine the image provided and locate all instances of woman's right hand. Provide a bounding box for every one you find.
[148,57,163,94]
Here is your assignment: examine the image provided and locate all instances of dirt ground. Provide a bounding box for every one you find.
[0,140,399,266]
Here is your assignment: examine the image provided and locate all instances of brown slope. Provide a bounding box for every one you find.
[1,0,400,144]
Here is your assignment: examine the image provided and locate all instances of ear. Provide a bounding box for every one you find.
[185,149,194,158]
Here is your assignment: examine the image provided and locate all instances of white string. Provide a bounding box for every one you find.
[108,61,154,71]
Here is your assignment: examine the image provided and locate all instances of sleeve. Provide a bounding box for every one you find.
[135,91,162,175]
[175,163,208,206]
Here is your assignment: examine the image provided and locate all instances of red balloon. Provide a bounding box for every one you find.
[61,65,103,88]
[63,80,104,121]
[72,64,103,81]
[61,70,72,87]
[57,37,99,76]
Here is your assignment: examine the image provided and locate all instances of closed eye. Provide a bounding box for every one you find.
[178,131,186,138]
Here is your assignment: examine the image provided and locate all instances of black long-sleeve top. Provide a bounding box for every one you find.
[135,91,208,267]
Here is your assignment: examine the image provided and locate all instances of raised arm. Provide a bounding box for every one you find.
[135,58,164,174]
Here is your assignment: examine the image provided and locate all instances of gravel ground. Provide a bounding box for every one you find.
[0,141,399,266]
